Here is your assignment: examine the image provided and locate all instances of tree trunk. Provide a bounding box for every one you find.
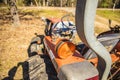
[113,3,116,11]
[60,0,62,7]
[43,0,45,6]
[46,0,48,6]
[8,0,20,26]
[113,0,119,11]
[4,0,8,4]
[34,0,39,6]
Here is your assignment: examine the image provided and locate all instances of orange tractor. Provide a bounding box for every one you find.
[29,0,120,80]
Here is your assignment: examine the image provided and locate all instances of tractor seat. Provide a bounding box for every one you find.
[79,33,120,60]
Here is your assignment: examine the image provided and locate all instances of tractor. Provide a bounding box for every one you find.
[28,0,120,80]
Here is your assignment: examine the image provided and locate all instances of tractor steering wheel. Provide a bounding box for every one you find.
[52,14,76,41]
[61,14,75,29]
[60,14,76,40]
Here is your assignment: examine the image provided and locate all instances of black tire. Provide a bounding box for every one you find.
[30,43,37,52]
[24,55,58,80]
[27,37,58,80]
[31,37,41,44]
[28,37,43,57]
[24,55,47,80]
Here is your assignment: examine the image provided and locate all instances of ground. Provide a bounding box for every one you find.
[0,7,119,79]
[0,13,44,79]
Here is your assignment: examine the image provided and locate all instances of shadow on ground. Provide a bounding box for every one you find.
[3,34,58,80]
[3,61,29,80]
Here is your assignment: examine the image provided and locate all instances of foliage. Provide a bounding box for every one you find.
[23,0,31,6]
[0,0,3,2]
[115,0,120,8]
[98,0,113,8]
[0,0,120,8]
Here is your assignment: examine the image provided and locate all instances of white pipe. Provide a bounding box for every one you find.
[75,0,112,80]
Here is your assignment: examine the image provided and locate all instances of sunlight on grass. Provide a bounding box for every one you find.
[95,26,109,34]
[97,10,120,23]
[0,8,69,79]
[20,9,68,18]
[0,7,120,79]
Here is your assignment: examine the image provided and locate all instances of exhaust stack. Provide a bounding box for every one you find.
[75,0,112,80]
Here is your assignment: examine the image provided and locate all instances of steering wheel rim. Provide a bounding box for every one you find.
[51,14,76,41]
[61,14,75,29]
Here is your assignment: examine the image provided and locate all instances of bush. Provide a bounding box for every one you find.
[98,0,113,8]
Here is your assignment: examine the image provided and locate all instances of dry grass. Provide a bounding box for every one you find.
[0,8,68,79]
[97,10,120,23]
[0,18,45,80]
[0,7,119,79]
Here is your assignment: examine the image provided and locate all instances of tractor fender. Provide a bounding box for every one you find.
[58,61,99,80]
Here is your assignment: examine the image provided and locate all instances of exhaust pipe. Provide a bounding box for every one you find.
[75,0,112,80]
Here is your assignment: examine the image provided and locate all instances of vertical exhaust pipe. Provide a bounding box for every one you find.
[109,19,112,28]
[75,0,112,80]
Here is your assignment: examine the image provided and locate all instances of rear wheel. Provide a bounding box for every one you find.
[25,55,58,80]
[28,37,43,57]
[28,37,58,80]
[31,37,42,44]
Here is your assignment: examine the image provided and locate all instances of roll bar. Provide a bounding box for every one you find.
[75,0,112,80]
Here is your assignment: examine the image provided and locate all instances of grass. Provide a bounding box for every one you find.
[19,9,68,18]
[95,26,109,34]
[0,7,119,79]
[0,8,69,79]
[0,7,9,14]
[97,10,120,23]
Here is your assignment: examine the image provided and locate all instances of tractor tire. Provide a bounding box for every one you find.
[30,43,37,53]
[31,43,42,53]
[28,37,58,80]
[29,37,44,57]
[24,55,58,80]
[31,37,42,44]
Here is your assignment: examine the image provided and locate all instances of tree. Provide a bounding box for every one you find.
[60,0,62,7]
[34,0,38,6]
[43,0,45,6]
[113,0,120,10]
[8,0,20,26]
[3,0,7,4]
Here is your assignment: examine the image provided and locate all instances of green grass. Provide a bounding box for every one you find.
[97,10,120,23]
[20,9,68,18]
